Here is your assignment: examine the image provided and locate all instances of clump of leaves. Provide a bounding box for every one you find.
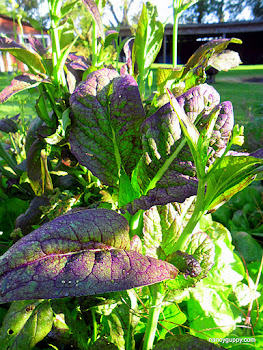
[0,1,263,350]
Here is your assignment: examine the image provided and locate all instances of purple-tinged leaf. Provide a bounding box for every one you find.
[204,101,234,164]
[126,84,220,214]
[28,35,47,57]
[120,38,138,77]
[0,299,53,349]
[0,73,48,103]
[0,209,178,303]
[81,0,105,40]
[26,139,53,196]
[69,68,146,187]
[0,37,46,74]
[66,53,91,93]
[0,116,18,133]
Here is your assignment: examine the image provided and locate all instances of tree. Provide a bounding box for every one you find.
[180,0,262,23]
[104,0,143,27]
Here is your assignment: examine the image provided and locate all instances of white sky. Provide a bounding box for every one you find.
[38,0,252,26]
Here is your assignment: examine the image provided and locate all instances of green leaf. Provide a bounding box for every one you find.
[232,231,263,262]
[54,32,79,85]
[187,287,236,339]
[133,3,164,80]
[0,300,53,350]
[157,303,187,340]
[103,291,139,350]
[143,206,163,259]
[61,0,79,18]
[0,37,46,74]
[118,169,140,208]
[167,88,199,156]
[104,30,119,48]
[204,222,245,287]
[58,18,75,51]
[206,155,263,210]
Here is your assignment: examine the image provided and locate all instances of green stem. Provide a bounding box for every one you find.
[91,308,97,343]
[92,19,97,66]
[173,4,180,68]
[143,283,164,350]
[173,177,206,251]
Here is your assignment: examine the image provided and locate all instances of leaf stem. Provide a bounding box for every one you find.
[92,19,98,67]
[173,177,206,251]
[173,3,180,68]
[91,308,97,343]
[143,283,164,350]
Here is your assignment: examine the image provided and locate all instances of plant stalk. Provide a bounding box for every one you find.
[173,177,206,251]
[92,19,98,66]
[173,3,180,68]
[143,283,164,350]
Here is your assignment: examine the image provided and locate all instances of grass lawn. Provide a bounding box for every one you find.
[0,65,262,140]
[213,65,263,125]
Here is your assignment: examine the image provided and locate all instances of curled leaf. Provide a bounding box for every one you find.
[0,74,47,103]
[0,209,178,303]
[0,116,18,133]
[0,37,46,74]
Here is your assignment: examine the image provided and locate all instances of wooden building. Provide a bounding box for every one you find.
[119,20,263,65]
[0,14,50,72]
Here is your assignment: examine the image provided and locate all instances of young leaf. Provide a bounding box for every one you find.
[69,68,146,187]
[166,231,215,290]
[133,3,164,81]
[205,155,263,210]
[0,299,53,349]
[0,209,178,303]
[0,37,46,74]
[0,74,48,103]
